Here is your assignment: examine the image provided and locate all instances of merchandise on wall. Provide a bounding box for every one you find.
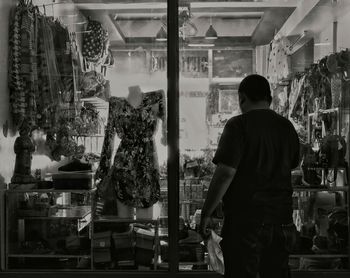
[267,39,350,270]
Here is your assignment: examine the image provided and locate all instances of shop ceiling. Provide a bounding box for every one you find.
[69,0,350,50]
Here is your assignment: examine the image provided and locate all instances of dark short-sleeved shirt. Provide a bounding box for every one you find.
[213,109,300,224]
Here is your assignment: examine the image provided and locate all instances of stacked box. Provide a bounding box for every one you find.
[134,227,155,266]
[93,231,112,263]
[135,228,155,250]
[112,225,134,263]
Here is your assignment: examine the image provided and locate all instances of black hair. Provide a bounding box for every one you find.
[238,74,272,104]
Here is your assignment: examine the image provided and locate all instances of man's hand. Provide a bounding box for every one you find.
[200,215,213,240]
[200,163,236,240]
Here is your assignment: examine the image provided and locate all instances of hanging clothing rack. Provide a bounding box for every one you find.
[36,1,67,9]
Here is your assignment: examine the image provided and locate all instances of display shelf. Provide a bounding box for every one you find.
[18,215,91,220]
[158,261,207,266]
[93,216,159,224]
[7,189,96,193]
[5,189,95,270]
[5,269,91,272]
[18,206,91,220]
[290,254,349,258]
[293,186,349,192]
[8,254,91,258]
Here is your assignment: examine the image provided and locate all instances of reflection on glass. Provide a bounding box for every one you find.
[6,0,168,271]
[6,191,93,270]
[91,0,168,270]
[178,3,250,267]
[179,0,350,273]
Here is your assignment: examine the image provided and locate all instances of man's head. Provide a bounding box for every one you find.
[238,74,272,113]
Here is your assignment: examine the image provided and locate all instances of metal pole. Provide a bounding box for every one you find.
[167,0,179,274]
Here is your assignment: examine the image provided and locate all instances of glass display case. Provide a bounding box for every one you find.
[5,188,94,270]
[290,188,349,271]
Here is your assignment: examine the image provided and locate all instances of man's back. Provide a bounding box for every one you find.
[213,109,300,224]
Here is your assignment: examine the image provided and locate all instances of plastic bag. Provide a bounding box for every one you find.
[207,229,224,275]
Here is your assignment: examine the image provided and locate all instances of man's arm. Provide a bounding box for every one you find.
[200,163,236,238]
[200,117,244,238]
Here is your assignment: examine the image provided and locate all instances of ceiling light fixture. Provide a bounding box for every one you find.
[314,42,331,46]
[155,26,167,42]
[188,43,215,47]
[205,17,218,40]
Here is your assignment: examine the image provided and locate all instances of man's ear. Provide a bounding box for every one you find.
[239,94,246,106]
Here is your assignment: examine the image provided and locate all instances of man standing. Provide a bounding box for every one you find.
[200,74,300,278]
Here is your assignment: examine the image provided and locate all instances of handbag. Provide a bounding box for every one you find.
[301,144,321,186]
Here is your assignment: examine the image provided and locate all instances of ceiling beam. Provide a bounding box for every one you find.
[113,11,264,20]
[191,1,298,9]
[72,2,166,10]
[110,43,253,51]
[108,14,126,42]
[275,0,321,38]
[251,8,295,46]
[271,0,321,54]
[110,36,251,47]
[73,0,292,3]
[72,1,298,11]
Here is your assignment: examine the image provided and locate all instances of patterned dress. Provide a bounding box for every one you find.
[96,90,166,208]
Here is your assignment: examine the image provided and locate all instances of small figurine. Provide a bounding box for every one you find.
[11,121,36,184]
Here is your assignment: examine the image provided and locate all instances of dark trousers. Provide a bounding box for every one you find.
[220,219,297,278]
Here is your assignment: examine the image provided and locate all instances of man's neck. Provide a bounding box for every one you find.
[245,102,270,113]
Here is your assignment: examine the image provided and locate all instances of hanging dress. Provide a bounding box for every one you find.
[96,90,166,208]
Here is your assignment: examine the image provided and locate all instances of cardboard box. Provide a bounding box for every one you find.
[134,228,154,250]
[93,248,111,263]
[112,226,134,249]
[93,231,112,248]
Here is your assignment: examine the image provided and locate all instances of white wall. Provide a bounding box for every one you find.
[314,24,333,62]
[314,9,350,62]
[337,10,350,51]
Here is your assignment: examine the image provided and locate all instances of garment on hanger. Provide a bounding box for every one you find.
[271,85,289,117]
[267,37,292,85]
[96,90,166,208]
[289,75,305,118]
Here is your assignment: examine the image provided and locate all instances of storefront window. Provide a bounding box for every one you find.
[1,0,350,275]
[3,0,168,271]
[177,0,350,274]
